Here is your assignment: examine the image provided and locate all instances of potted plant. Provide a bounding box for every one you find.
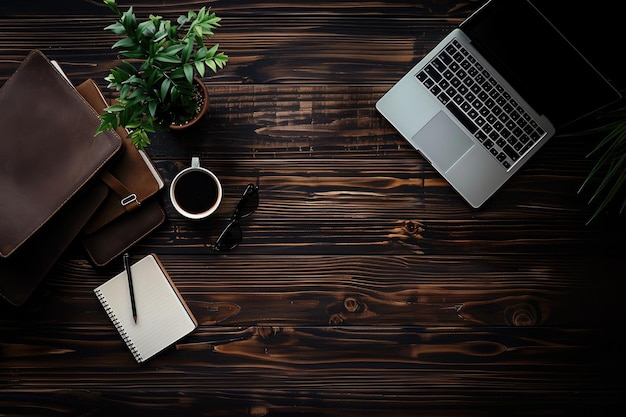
[95,0,228,150]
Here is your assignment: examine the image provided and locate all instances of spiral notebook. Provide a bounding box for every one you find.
[94,254,198,363]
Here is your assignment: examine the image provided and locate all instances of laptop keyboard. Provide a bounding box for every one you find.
[416,38,546,169]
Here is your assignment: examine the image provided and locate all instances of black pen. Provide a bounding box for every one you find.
[123,252,137,323]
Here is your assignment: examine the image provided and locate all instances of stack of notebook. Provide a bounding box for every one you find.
[0,50,165,306]
[76,79,165,267]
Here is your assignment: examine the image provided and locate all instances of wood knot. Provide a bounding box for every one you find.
[505,303,539,326]
[249,404,269,416]
[344,296,361,313]
[327,296,376,324]
[403,220,423,235]
[328,313,344,325]
[457,296,547,326]
[253,326,280,338]
[389,220,424,240]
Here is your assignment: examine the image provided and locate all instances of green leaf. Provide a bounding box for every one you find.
[199,23,214,37]
[104,22,126,35]
[163,44,185,56]
[145,68,160,87]
[207,15,221,26]
[121,7,137,32]
[182,40,193,63]
[154,54,182,63]
[170,85,180,102]
[103,0,120,15]
[136,20,152,38]
[107,67,127,84]
[148,100,157,118]
[124,74,142,86]
[579,119,626,224]
[588,154,625,203]
[128,129,151,150]
[195,60,206,77]
[170,67,185,80]
[206,43,218,58]
[119,84,131,100]
[215,52,228,68]
[121,47,145,59]
[195,46,208,61]
[121,61,137,74]
[197,7,206,20]
[125,119,142,129]
[167,23,179,39]
[153,29,168,43]
[586,164,626,224]
[183,63,194,84]
[159,78,171,101]
[104,104,126,113]
[112,37,137,50]
[206,59,216,73]
[95,111,119,135]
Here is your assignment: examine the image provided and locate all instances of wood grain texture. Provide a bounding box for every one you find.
[1,1,625,416]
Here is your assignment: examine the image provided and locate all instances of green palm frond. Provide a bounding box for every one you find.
[575,108,626,224]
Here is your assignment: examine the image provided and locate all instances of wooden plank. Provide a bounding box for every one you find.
[4,253,621,325]
[0,325,621,414]
[0,1,474,84]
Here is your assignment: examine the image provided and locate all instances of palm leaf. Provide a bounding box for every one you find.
[578,118,626,224]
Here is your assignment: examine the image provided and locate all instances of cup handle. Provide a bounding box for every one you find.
[191,156,200,168]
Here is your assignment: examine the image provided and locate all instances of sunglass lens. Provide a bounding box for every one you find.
[213,220,243,251]
[237,185,259,218]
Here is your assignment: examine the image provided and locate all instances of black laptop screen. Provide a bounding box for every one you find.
[461,0,620,128]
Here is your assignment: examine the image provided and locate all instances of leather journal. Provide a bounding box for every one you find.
[76,79,166,267]
[0,50,122,305]
[0,183,109,306]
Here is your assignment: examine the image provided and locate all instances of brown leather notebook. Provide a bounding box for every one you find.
[0,50,122,258]
[75,79,165,266]
[0,182,109,306]
[0,50,122,305]
[82,198,166,267]
[76,79,163,234]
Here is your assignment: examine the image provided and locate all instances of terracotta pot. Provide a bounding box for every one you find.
[170,77,209,130]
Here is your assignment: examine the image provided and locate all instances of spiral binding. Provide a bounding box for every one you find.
[95,288,145,363]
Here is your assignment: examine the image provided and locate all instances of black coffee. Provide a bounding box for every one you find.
[173,170,218,214]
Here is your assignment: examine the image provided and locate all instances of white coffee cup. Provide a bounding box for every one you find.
[170,157,222,220]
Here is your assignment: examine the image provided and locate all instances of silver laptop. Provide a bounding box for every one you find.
[376,0,621,208]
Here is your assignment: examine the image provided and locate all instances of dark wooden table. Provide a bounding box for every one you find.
[1,1,625,415]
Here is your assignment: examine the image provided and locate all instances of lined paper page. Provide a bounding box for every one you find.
[94,254,197,363]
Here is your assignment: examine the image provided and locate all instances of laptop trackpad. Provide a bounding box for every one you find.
[412,111,474,172]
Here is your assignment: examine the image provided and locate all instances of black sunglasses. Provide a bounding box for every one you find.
[212,183,259,251]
